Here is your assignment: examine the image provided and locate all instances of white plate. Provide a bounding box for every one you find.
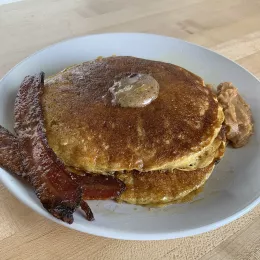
[0,33,259,240]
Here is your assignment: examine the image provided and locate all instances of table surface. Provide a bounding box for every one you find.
[1,0,260,259]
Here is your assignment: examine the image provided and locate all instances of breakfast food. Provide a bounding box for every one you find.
[117,128,226,205]
[43,57,224,173]
[217,82,253,148]
[0,125,24,176]
[0,56,253,223]
[1,73,124,223]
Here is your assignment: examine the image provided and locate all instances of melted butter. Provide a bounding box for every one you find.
[109,73,159,107]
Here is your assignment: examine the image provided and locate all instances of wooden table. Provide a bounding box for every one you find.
[1,0,260,259]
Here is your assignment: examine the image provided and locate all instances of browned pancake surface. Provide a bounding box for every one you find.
[43,56,220,172]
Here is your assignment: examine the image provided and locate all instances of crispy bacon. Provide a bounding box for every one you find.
[13,73,82,224]
[0,126,24,176]
[80,200,94,221]
[82,175,125,200]
[71,173,126,200]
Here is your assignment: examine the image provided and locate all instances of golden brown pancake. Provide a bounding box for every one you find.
[42,56,224,173]
[177,123,226,171]
[116,163,215,205]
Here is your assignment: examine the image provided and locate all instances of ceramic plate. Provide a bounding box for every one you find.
[0,33,259,240]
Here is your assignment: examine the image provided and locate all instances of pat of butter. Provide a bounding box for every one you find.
[109,73,159,108]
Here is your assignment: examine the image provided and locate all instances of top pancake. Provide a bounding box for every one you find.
[42,56,223,173]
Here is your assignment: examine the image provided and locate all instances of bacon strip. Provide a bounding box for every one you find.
[81,175,126,200]
[14,73,82,224]
[80,200,94,221]
[0,126,24,176]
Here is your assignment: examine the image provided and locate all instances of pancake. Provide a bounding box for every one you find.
[116,163,215,205]
[177,123,226,171]
[116,133,226,205]
[42,56,224,173]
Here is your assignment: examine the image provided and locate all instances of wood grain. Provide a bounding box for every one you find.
[1,0,260,259]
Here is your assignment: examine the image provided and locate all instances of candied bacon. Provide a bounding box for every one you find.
[80,200,94,221]
[0,125,24,176]
[82,175,126,200]
[14,73,82,224]
[71,173,126,200]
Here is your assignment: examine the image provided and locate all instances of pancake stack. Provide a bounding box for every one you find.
[42,56,226,206]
